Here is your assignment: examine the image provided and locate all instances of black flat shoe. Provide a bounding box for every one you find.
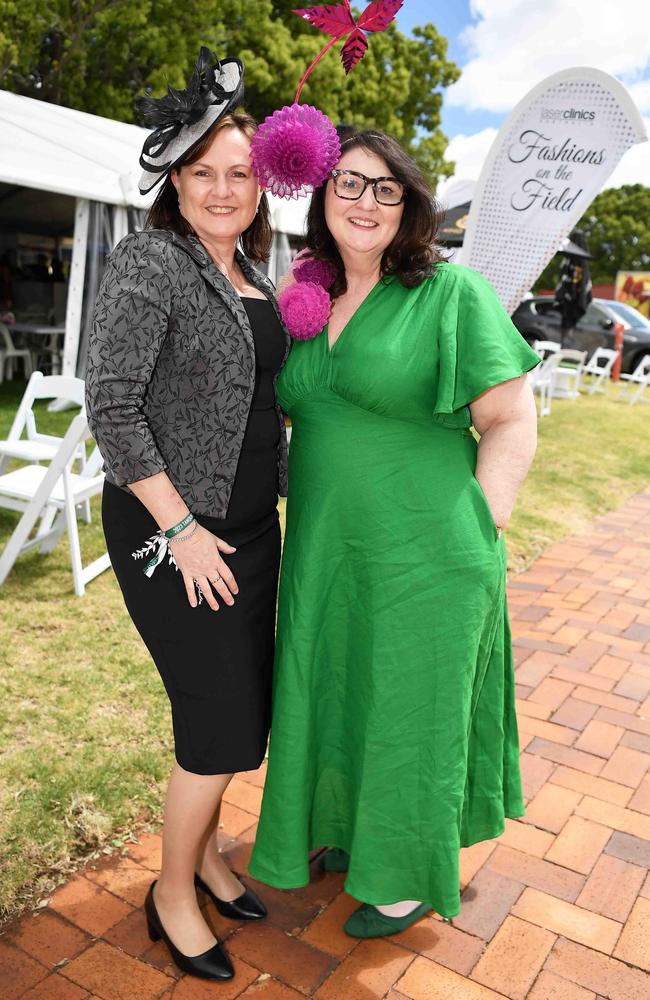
[195,872,267,920]
[144,882,233,980]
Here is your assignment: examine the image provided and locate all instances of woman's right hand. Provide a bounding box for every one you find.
[170,524,238,610]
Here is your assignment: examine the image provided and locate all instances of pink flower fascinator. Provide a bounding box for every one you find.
[251,1,405,199]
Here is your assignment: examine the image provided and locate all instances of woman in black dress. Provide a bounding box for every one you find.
[86,53,289,982]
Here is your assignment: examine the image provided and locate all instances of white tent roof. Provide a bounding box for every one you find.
[0,88,309,233]
[0,89,151,208]
[269,196,309,239]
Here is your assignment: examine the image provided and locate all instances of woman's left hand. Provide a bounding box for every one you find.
[171,524,238,610]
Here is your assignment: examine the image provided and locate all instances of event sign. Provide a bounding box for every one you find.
[458,68,647,314]
[615,271,650,319]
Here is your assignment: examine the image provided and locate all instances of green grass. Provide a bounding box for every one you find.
[506,387,650,571]
[0,378,649,923]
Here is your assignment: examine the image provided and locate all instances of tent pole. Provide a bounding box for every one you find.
[61,197,89,377]
[112,205,128,249]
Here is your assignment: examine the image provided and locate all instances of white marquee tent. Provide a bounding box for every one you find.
[0,89,309,376]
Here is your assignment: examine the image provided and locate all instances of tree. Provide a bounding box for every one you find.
[0,0,460,186]
[535,184,650,290]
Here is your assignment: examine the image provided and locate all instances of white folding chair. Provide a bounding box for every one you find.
[529,353,563,417]
[0,372,91,522]
[616,354,650,405]
[583,347,618,395]
[532,340,560,359]
[0,372,86,467]
[0,321,33,383]
[0,413,110,596]
[551,349,587,399]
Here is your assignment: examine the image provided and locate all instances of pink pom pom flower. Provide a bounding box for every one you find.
[278,281,331,340]
[293,250,337,290]
[250,103,341,199]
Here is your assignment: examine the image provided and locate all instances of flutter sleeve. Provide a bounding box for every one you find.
[434,265,540,423]
[85,232,172,486]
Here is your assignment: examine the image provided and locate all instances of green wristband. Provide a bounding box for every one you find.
[164,513,195,539]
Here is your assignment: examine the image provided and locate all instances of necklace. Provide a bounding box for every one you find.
[197,236,263,298]
[211,253,249,296]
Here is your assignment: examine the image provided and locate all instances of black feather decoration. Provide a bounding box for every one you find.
[136,47,222,130]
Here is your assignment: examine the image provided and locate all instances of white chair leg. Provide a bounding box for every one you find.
[37,505,58,548]
[39,509,66,554]
[0,498,49,585]
[539,382,551,417]
[544,389,552,416]
[0,518,33,584]
[76,444,92,522]
[64,492,85,596]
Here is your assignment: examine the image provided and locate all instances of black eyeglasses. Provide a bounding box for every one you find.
[330,169,406,206]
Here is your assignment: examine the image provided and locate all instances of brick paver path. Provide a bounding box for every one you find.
[2,491,650,999]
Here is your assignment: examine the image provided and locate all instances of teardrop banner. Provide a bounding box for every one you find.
[457,67,647,314]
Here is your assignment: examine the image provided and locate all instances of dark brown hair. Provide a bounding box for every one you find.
[145,110,272,263]
[307,127,445,297]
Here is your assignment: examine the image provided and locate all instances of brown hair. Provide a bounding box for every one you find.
[306,127,445,297]
[145,110,272,263]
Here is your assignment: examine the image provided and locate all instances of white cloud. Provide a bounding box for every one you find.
[441,0,650,190]
[628,81,650,115]
[436,129,497,203]
[447,0,650,114]
[604,118,650,188]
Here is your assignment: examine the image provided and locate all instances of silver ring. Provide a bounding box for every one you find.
[211,574,222,584]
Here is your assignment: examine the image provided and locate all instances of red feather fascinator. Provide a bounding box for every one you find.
[294,0,405,83]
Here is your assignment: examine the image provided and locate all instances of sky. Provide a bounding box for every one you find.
[394,0,650,194]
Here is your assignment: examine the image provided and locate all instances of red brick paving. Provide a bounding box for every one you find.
[20,975,90,1000]
[2,490,650,997]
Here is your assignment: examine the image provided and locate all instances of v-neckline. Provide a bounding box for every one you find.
[325,278,385,355]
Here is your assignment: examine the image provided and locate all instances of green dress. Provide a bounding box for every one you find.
[248,262,540,918]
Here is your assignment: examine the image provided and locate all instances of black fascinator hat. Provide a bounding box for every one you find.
[137,47,244,195]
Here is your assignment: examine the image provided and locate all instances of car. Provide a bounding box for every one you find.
[511,296,650,375]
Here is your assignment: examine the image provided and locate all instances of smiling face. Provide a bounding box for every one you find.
[171,126,261,247]
[324,146,405,265]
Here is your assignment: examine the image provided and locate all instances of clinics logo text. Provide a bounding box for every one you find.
[540,108,597,122]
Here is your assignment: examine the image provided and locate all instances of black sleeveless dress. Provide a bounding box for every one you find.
[102,297,286,774]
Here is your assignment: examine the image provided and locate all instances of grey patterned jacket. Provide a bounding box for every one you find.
[86,229,290,517]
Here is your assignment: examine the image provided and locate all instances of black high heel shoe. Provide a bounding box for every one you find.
[144,882,234,981]
[195,872,267,920]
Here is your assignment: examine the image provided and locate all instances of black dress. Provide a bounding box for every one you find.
[102,297,286,775]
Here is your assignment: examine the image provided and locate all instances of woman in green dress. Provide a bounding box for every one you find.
[249,129,540,937]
